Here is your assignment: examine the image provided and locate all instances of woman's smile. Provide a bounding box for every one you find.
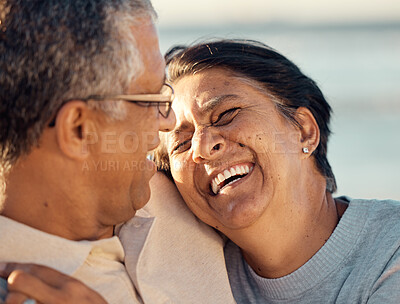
[209,162,255,195]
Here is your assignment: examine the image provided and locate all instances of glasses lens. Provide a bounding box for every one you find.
[159,84,173,118]
[161,84,172,97]
[159,102,171,118]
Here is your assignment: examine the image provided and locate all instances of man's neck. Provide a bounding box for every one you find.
[2,158,113,241]
[2,197,114,242]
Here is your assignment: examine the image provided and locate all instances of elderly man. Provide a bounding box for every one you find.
[0,0,176,303]
[0,1,236,303]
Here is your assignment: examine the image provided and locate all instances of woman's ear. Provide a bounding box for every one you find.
[295,107,320,157]
[55,101,94,160]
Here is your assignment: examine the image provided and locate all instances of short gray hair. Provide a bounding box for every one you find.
[0,0,156,171]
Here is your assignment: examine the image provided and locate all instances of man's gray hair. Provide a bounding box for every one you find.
[0,0,155,173]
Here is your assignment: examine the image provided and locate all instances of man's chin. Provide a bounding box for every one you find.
[131,190,151,212]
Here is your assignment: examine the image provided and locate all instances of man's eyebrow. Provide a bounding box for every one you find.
[201,94,239,113]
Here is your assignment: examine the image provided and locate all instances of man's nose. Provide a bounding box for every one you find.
[159,108,176,132]
[191,127,226,163]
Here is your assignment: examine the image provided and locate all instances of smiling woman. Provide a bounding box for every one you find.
[153,39,400,303]
[163,67,325,230]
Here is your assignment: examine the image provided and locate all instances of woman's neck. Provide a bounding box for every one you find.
[226,191,340,279]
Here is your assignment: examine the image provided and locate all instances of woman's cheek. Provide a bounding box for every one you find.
[170,157,190,183]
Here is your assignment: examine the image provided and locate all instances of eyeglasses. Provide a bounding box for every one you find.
[84,83,174,118]
[48,83,174,127]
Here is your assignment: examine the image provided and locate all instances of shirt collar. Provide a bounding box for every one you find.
[116,208,154,288]
[0,215,125,276]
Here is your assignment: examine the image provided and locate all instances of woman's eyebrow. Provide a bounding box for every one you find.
[201,94,239,114]
[169,94,240,144]
[172,123,191,135]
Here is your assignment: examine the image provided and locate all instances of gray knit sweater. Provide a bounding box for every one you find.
[224,198,400,303]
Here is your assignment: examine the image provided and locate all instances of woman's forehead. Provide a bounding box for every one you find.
[172,70,261,110]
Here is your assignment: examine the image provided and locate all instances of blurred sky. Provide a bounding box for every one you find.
[152,0,400,27]
[151,0,400,200]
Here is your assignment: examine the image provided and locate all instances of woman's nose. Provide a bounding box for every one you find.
[191,128,226,163]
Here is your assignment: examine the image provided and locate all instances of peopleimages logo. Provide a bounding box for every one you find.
[80,129,312,171]
[81,131,160,154]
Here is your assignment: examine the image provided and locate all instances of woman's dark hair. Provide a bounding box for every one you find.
[159,39,336,193]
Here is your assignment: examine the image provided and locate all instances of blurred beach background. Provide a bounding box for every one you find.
[152,0,400,200]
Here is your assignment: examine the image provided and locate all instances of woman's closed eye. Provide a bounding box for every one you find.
[171,108,240,154]
[213,107,241,126]
[172,139,192,153]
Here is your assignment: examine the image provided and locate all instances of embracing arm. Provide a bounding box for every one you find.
[0,263,107,304]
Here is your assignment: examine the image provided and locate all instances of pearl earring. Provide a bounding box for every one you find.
[302,147,309,154]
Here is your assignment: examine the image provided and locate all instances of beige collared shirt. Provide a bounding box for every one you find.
[0,216,141,304]
[0,173,235,303]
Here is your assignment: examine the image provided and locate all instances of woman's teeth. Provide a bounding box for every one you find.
[211,164,253,195]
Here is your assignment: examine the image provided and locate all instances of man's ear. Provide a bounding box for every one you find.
[55,101,95,160]
[295,107,320,157]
